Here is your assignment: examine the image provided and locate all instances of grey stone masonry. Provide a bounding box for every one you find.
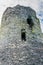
[0,5,43,65]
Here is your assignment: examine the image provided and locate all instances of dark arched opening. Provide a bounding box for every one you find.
[27,16,34,30]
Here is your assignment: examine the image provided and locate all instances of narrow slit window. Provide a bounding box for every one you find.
[21,29,26,41]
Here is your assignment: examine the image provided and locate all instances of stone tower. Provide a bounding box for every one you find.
[0,5,43,65]
[1,5,41,42]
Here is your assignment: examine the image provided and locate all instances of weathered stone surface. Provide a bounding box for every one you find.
[0,5,43,65]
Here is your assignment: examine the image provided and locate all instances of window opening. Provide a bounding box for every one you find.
[21,29,26,41]
[27,16,34,30]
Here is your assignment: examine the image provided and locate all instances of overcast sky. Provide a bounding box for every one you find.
[0,0,43,32]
